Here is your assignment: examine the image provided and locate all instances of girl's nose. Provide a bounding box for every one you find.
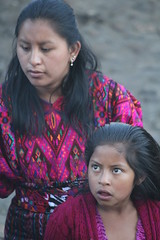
[98,171,111,185]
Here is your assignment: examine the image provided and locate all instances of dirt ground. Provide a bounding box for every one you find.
[0,0,160,238]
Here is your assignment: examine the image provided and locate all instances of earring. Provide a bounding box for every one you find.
[70,56,76,67]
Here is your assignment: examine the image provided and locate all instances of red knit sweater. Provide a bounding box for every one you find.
[44,193,160,240]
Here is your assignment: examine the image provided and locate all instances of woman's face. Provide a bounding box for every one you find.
[88,144,135,212]
[17,19,80,101]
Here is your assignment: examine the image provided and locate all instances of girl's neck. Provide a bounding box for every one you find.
[97,198,135,215]
[97,201,138,240]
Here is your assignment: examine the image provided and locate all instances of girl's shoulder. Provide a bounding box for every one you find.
[135,199,160,239]
[52,192,95,216]
[135,199,160,213]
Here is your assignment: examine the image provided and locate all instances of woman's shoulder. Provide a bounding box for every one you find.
[88,70,111,85]
[0,84,5,108]
[88,70,127,101]
[0,84,11,123]
[0,84,8,109]
[87,70,119,95]
[87,70,130,93]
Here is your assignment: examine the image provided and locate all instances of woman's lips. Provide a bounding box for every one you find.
[28,70,44,78]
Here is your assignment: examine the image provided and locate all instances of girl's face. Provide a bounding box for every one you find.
[88,144,135,212]
[17,19,80,101]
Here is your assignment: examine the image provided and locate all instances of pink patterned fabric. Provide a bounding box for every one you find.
[96,209,108,240]
[136,218,146,240]
[0,71,143,239]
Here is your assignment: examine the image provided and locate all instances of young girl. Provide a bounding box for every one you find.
[44,122,160,240]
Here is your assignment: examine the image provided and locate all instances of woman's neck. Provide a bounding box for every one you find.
[37,86,62,104]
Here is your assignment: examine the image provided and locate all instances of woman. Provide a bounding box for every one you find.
[0,0,142,239]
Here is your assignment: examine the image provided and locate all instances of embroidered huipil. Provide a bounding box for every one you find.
[0,71,143,239]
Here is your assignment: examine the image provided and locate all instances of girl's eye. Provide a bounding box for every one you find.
[112,168,122,174]
[91,164,100,172]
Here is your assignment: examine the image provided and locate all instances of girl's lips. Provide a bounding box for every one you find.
[97,190,112,200]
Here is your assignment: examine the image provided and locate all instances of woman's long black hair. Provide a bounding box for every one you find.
[85,123,160,201]
[2,0,98,136]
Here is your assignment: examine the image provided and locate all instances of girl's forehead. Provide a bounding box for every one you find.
[91,144,126,161]
[94,143,126,154]
[89,144,134,172]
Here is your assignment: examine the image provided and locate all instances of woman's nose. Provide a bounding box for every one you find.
[29,49,41,66]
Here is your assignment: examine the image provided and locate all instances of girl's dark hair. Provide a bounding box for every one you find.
[85,123,160,201]
[2,0,98,135]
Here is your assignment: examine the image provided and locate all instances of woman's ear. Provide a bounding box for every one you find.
[69,41,81,64]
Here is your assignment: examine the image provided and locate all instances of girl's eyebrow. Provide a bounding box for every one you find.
[111,164,124,168]
[90,159,101,165]
[90,159,128,168]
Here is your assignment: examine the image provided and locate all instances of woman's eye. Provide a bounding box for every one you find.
[113,168,122,174]
[21,45,30,51]
[41,48,51,52]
